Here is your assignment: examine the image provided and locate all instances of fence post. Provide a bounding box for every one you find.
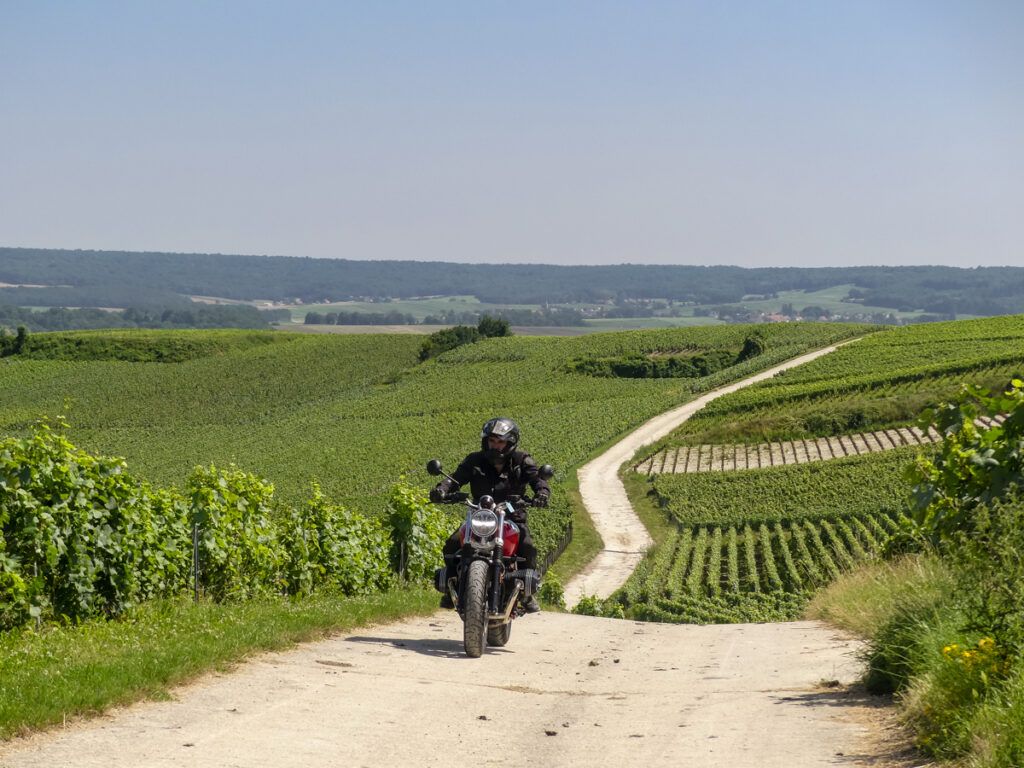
[541,520,573,574]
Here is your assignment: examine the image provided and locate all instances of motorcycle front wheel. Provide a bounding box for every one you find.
[463,559,489,658]
[487,621,511,647]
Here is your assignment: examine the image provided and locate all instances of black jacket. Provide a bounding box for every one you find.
[436,449,549,504]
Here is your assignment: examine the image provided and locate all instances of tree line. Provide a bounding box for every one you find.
[303,306,584,327]
[0,302,289,334]
[4,247,1024,316]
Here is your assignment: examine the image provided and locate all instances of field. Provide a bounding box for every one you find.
[273,295,546,324]
[736,284,933,319]
[608,449,915,623]
[229,285,947,331]
[639,314,1024,449]
[0,323,869,567]
[243,283,961,336]
[605,314,1024,625]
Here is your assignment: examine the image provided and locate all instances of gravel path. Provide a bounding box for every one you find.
[563,342,856,608]
[0,613,881,768]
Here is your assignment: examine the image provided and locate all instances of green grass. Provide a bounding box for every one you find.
[807,555,1024,767]
[621,470,676,542]
[734,284,930,319]
[804,554,953,639]
[0,586,439,739]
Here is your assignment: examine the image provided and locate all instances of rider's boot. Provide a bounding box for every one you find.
[440,591,455,609]
[522,594,541,613]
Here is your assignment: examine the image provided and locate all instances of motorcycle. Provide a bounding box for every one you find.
[426,458,554,658]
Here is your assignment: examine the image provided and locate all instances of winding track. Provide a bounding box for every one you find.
[563,341,858,608]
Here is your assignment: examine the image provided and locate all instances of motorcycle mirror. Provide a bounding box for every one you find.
[426,459,443,476]
[538,464,554,480]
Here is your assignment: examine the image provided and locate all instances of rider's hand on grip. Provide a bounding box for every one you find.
[429,486,446,504]
[532,492,549,508]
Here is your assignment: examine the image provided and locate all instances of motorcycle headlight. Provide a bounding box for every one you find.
[470,509,499,538]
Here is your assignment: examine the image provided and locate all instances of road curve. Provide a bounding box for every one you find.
[564,341,856,608]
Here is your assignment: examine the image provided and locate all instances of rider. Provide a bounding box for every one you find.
[429,417,550,613]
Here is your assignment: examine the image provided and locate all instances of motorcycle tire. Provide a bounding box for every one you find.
[463,559,489,658]
[486,621,511,647]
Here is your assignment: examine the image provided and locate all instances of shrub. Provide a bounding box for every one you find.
[538,569,565,609]
[571,594,624,618]
[296,484,394,595]
[906,379,1023,547]
[386,482,458,583]
[187,464,285,601]
[418,325,479,361]
[0,425,191,628]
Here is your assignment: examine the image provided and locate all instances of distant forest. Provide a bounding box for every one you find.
[0,303,290,334]
[3,247,1024,317]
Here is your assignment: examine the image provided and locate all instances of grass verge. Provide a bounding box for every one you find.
[804,553,953,639]
[620,469,676,543]
[806,556,1024,767]
[0,586,438,740]
[546,487,602,586]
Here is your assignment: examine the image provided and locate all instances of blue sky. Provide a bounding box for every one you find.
[2,2,1021,267]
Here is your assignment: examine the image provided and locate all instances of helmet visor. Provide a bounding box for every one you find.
[482,418,517,440]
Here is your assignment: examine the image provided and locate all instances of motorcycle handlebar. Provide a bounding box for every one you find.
[436,492,543,508]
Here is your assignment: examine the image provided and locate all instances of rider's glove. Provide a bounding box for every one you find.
[533,492,549,508]
[429,486,446,504]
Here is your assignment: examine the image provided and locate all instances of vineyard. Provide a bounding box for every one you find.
[635,415,1006,475]
[636,425,940,474]
[597,314,1024,625]
[640,314,1024,450]
[598,449,917,622]
[3,314,1019,631]
[0,322,870,630]
[0,323,868,513]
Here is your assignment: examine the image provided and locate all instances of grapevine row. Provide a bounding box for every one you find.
[612,510,904,623]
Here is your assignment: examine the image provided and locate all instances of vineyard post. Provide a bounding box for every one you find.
[34,561,40,630]
[192,521,200,603]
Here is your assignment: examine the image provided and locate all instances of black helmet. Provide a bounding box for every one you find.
[481,417,519,462]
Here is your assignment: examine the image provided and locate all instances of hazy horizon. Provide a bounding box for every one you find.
[3,3,1022,268]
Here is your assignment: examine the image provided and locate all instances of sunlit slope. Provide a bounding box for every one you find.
[0,324,870,514]
[647,314,1024,447]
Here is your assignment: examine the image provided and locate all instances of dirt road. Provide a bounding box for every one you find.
[565,342,856,607]
[1,612,878,768]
